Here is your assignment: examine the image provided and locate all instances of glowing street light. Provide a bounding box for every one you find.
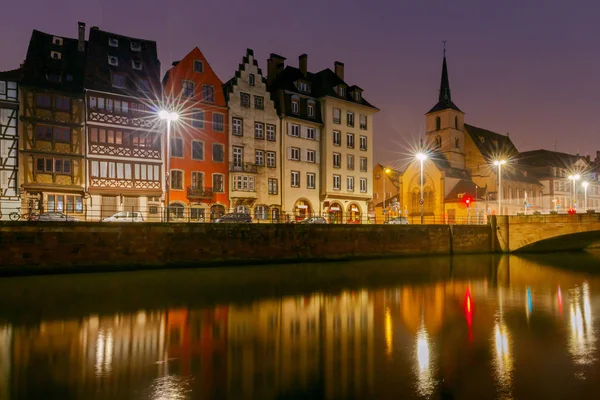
[582,181,589,211]
[416,153,428,224]
[159,110,179,221]
[568,174,581,211]
[383,167,391,220]
[493,160,506,215]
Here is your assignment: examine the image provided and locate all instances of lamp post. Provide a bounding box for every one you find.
[493,160,506,215]
[382,167,390,221]
[416,153,428,224]
[568,174,580,211]
[159,110,179,222]
[582,181,589,211]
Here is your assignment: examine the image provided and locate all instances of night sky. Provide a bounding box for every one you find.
[2,0,599,165]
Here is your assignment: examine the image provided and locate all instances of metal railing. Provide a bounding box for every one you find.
[229,162,259,173]
[186,186,213,199]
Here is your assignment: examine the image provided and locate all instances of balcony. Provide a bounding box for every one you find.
[229,162,259,173]
[187,186,213,199]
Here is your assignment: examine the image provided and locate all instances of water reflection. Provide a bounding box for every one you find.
[1,253,600,398]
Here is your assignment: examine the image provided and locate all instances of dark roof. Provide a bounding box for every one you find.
[518,149,586,169]
[223,48,268,103]
[268,65,323,123]
[312,68,378,110]
[427,55,462,114]
[464,124,520,160]
[445,179,480,202]
[21,30,86,94]
[84,27,161,97]
[0,68,23,81]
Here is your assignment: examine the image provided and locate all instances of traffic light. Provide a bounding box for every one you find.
[462,194,474,208]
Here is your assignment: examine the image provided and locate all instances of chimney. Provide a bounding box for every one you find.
[334,61,344,80]
[596,150,600,164]
[267,53,286,87]
[586,155,591,163]
[299,54,307,77]
[77,22,85,52]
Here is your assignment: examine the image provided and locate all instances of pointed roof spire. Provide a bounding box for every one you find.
[427,41,462,114]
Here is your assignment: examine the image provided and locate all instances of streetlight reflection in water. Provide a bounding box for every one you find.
[569,282,596,369]
[414,324,435,397]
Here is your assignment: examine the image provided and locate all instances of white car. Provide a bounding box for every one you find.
[102,211,145,222]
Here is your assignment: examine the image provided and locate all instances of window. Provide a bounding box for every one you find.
[266,151,276,168]
[0,82,5,95]
[339,87,345,97]
[291,171,300,187]
[138,79,150,92]
[268,178,278,195]
[112,73,126,88]
[212,174,224,192]
[333,175,341,190]
[36,94,51,108]
[194,60,204,73]
[254,96,264,110]
[55,96,70,111]
[333,153,341,168]
[360,157,368,172]
[52,36,63,46]
[233,175,255,191]
[333,108,341,124]
[307,173,316,189]
[132,60,142,70]
[347,176,355,191]
[333,130,341,146]
[108,55,118,66]
[436,116,441,130]
[182,80,195,98]
[346,133,355,149]
[191,109,204,128]
[170,137,184,157]
[306,150,316,163]
[35,125,71,142]
[130,41,141,51]
[192,141,204,160]
[255,150,264,166]
[360,178,367,193]
[290,124,300,137]
[254,122,264,139]
[240,92,250,108]
[232,146,243,167]
[355,92,362,102]
[360,114,367,130]
[290,147,300,161]
[191,172,204,188]
[298,82,311,92]
[455,116,459,129]
[307,127,315,140]
[292,100,299,114]
[359,135,367,151]
[35,157,71,174]
[266,124,276,141]
[232,118,243,136]
[109,37,119,47]
[255,205,268,220]
[213,113,224,132]
[347,154,355,170]
[212,143,224,162]
[202,85,214,102]
[249,74,255,86]
[308,103,315,117]
[347,112,355,127]
[46,73,61,83]
[171,170,183,190]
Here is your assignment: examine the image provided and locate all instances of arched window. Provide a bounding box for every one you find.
[254,205,268,220]
[236,205,249,214]
[455,116,458,129]
[169,203,185,219]
[424,186,435,214]
[455,137,459,149]
[435,136,442,148]
[435,116,441,131]
[411,189,419,215]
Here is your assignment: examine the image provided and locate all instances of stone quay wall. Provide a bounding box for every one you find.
[0,222,493,274]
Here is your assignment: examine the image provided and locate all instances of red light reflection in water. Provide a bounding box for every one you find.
[464,287,474,341]
[558,285,563,316]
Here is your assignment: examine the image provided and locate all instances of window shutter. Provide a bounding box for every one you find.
[287,123,291,136]
[315,151,320,164]
[287,147,292,160]
[300,126,307,139]
[315,128,320,141]
[301,149,307,162]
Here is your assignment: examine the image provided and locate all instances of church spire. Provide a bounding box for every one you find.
[427,42,462,114]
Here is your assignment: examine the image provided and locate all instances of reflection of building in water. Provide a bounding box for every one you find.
[0,325,11,400]
[164,306,228,397]
[400,283,446,335]
[568,282,596,368]
[323,290,374,399]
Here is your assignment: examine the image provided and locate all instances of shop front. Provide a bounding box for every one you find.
[293,199,312,222]
[328,202,343,224]
[347,203,362,223]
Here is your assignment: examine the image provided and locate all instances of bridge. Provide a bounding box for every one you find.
[492,213,600,252]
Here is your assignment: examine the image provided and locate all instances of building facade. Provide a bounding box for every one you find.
[163,47,229,221]
[19,26,87,217]
[224,49,281,221]
[0,69,21,218]
[84,26,163,221]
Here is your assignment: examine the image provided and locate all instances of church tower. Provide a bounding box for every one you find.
[425,47,465,170]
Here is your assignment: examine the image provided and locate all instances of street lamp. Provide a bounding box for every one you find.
[582,181,589,211]
[493,160,506,215]
[416,152,428,224]
[383,167,391,221]
[159,110,179,222]
[568,174,580,211]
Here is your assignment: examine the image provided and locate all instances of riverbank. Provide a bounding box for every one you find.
[0,222,493,276]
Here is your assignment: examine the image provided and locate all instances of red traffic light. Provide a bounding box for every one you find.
[462,194,474,207]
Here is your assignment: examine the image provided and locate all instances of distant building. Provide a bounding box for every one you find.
[19,24,87,217]
[0,68,21,218]
[370,164,402,222]
[163,47,229,221]
[224,49,280,221]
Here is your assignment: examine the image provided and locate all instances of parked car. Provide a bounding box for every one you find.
[386,216,409,225]
[102,212,145,222]
[214,213,252,223]
[299,217,329,224]
[38,212,79,222]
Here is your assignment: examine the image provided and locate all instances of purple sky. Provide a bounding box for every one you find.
[2,0,599,165]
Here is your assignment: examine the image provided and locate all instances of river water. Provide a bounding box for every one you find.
[1,252,600,399]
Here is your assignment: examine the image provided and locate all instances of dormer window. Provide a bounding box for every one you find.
[307,102,315,118]
[249,74,255,86]
[46,73,61,83]
[339,86,345,97]
[132,60,142,70]
[355,92,362,102]
[108,56,118,66]
[52,36,63,46]
[50,51,62,60]
[130,41,141,51]
[109,38,119,47]
[297,81,310,93]
[291,99,299,114]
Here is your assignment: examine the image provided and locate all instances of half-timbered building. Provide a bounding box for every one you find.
[0,69,21,219]
[84,26,163,220]
[18,24,87,217]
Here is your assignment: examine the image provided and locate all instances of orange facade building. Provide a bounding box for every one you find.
[162,47,229,221]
